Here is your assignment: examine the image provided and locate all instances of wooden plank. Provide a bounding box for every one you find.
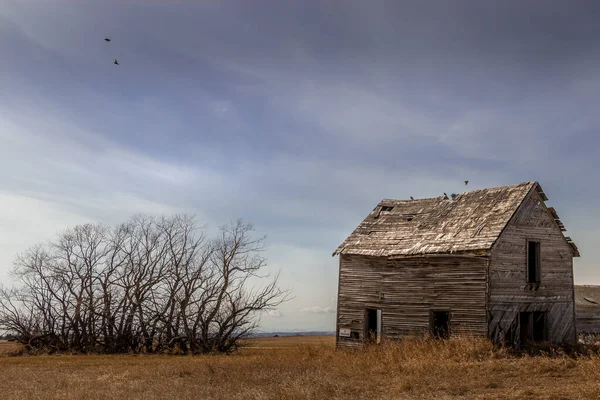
[336,254,487,348]
[489,188,576,344]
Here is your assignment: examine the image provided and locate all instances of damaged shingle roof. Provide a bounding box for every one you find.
[333,181,577,258]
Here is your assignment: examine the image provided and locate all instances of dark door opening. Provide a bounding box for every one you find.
[519,312,532,345]
[532,311,546,342]
[430,311,450,339]
[520,311,547,345]
[365,308,381,344]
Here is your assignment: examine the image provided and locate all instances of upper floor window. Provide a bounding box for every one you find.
[527,241,541,283]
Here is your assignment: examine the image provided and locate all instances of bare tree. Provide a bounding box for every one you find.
[0,215,289,354]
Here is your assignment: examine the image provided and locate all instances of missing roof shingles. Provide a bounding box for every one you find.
[333,182,549,257]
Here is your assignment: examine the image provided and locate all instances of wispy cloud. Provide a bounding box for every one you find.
[301,306,336,314]
[1,0,600,330]
[265,309,284,318]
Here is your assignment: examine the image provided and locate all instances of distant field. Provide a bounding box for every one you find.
[241,335,334,350]
[0,340,19,355]
[0,336,334,355]
[1,336,600,399]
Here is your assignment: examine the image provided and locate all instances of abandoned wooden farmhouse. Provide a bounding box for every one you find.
[333,181,580,349]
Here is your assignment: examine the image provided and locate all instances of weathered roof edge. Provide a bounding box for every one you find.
[332,181,537,258]
[534,182,580,257]
[487,181,538,253]
[488,181,580,258]
[333,181,580,258]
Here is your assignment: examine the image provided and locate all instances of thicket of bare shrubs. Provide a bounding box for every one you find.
[0,215,288,354]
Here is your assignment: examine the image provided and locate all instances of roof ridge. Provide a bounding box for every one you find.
[380,181,536,203]
[333,181,541,257]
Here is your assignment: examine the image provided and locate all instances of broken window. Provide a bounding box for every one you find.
[430,311,450,339]
[527,241,540,284]
[365,308,382,344]
[381,206,394,212]
[519,311,547,345]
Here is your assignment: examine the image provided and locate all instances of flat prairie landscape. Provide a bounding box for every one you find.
[1,336,600,400]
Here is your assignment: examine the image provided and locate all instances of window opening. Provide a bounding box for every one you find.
[527,241,540,284]
[430,311,450,339]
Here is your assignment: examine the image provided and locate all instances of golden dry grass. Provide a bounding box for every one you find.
[1,336,599,399]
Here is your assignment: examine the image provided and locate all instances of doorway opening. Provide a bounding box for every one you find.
[365,308,382,344]
[519,311,547,345]
[430,311,450,339]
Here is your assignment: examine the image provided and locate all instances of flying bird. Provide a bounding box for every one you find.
[104,38,111,42]
[114,59,119,65]
[464,180,469,185]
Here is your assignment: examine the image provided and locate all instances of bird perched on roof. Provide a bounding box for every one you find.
[410,196,414,200]
[464,180,469,185]
[443,193,449,200]
[104,38,111,42]
[114,59,119,65]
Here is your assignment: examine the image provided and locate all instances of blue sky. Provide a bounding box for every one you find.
[1,0,599,331]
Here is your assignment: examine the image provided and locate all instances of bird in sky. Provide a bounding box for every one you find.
[114,59,119,65]
[104,38,111,42]
[465,180,469,185]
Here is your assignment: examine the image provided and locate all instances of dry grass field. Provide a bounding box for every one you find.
[1,336,600,399]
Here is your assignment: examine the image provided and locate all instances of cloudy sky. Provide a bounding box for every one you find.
[1,0,599,332]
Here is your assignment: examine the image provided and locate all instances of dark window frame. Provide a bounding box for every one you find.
[527,240,541,284]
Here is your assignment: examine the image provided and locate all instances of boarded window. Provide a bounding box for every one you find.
[527,241,540,284]
[430,311,450,339]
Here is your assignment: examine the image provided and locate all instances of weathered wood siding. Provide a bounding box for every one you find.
[576,307,600,333]
[336,254,487,349]
[489,189,576,344]
[574,286,600,333]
